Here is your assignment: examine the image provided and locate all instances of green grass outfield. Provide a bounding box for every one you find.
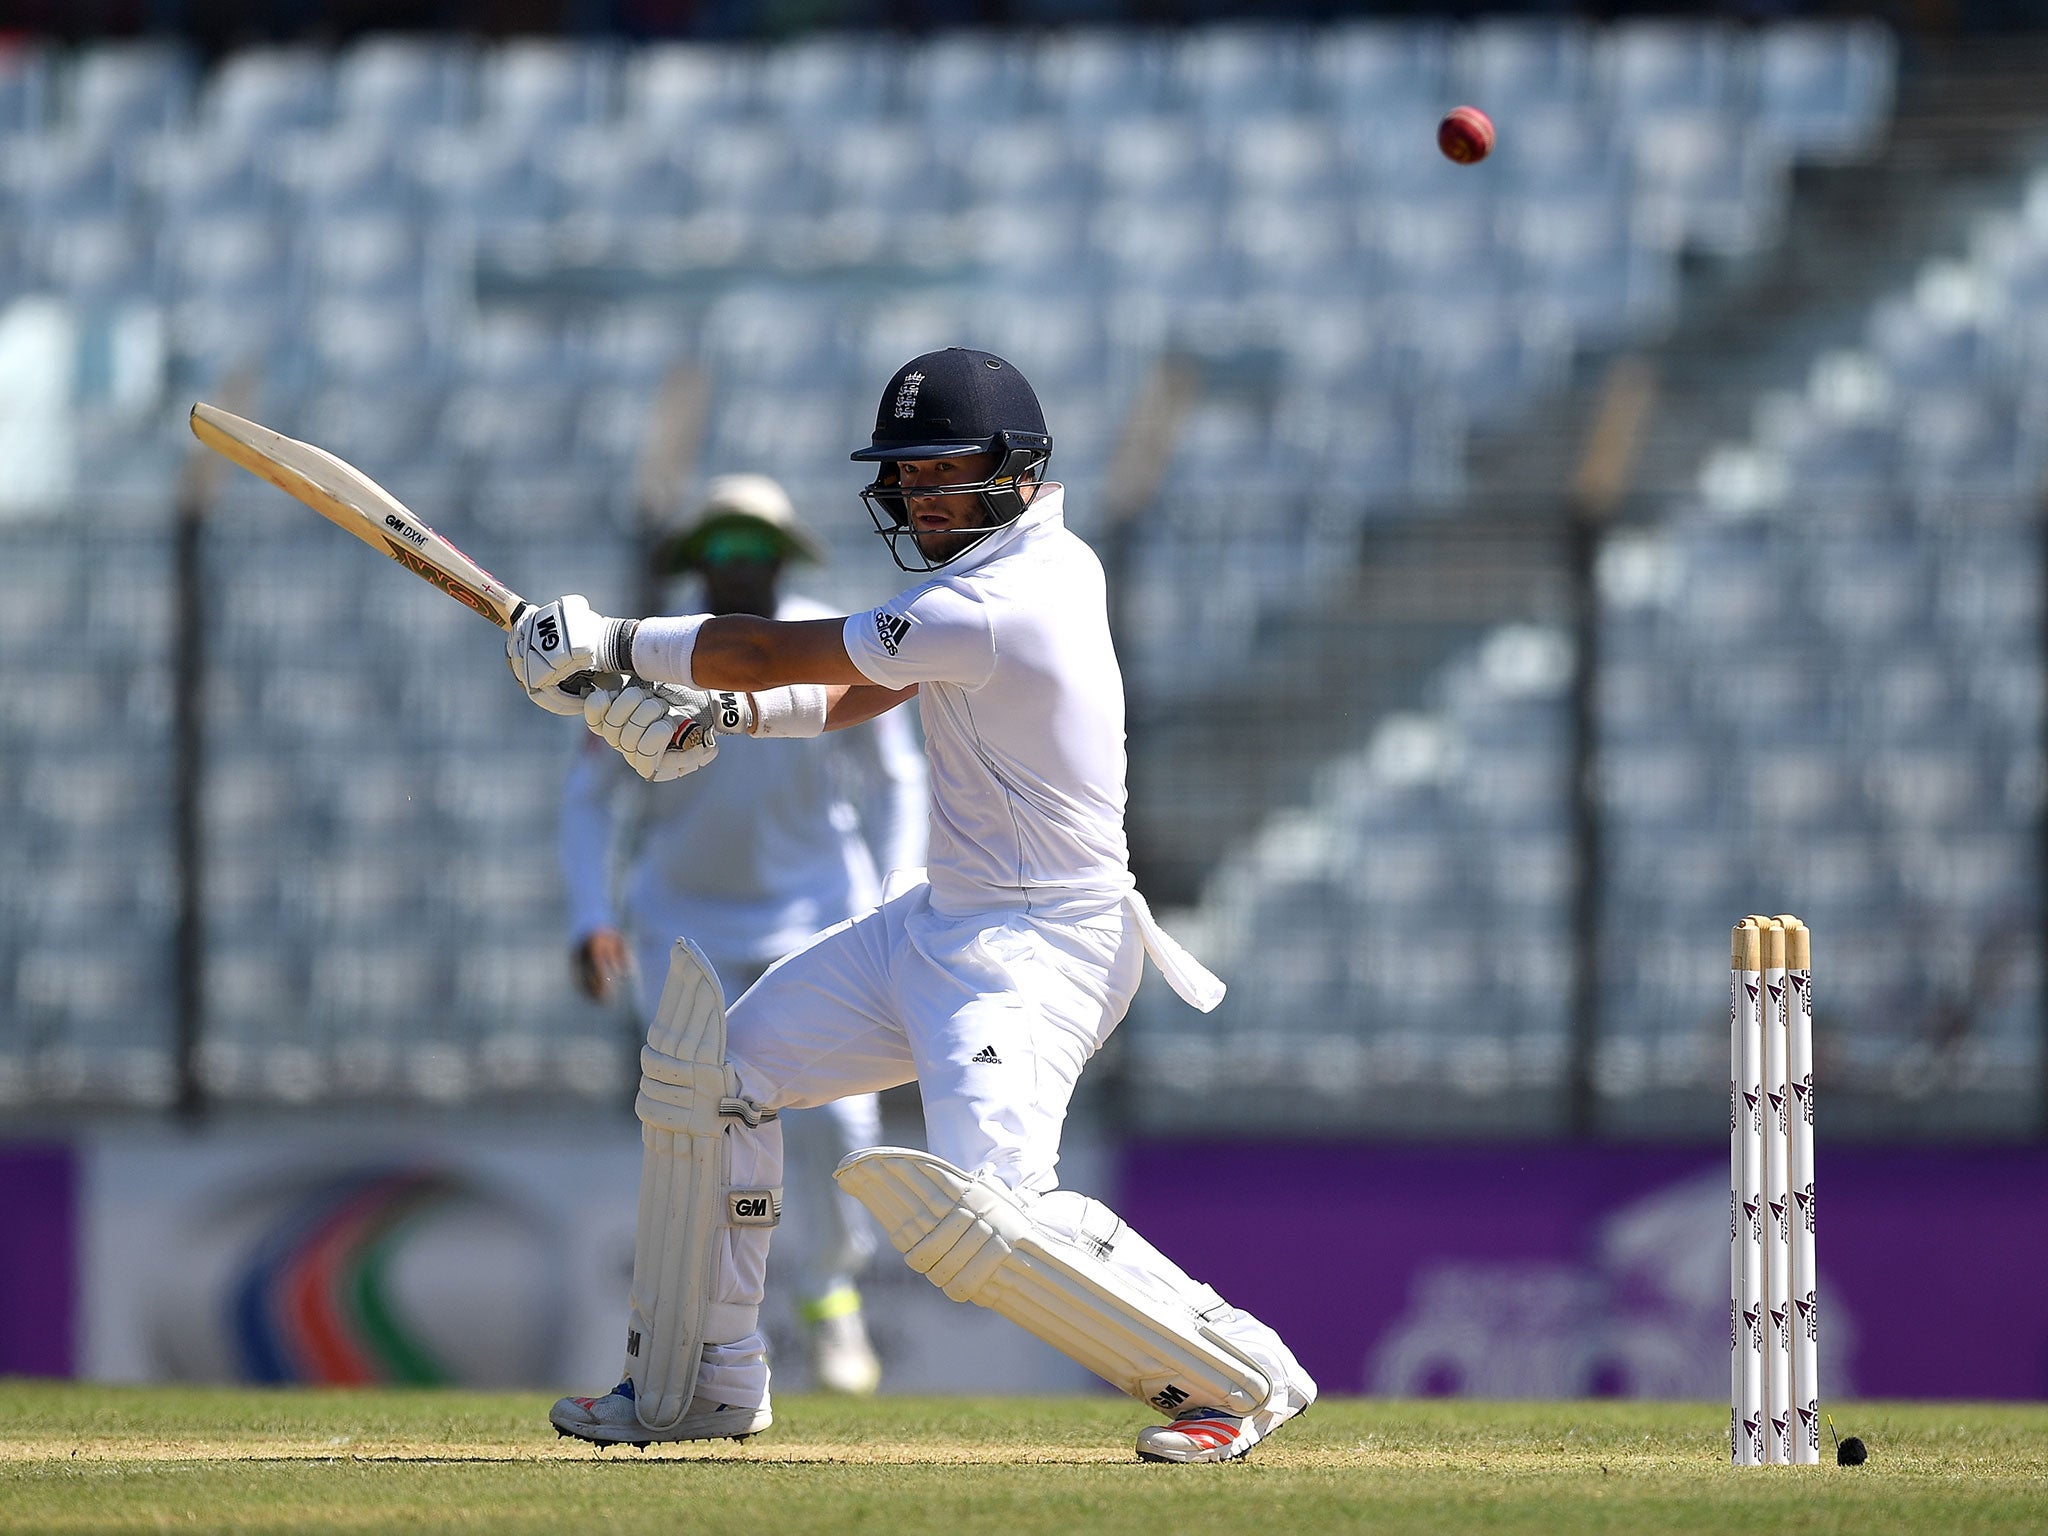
[3,1384,2045,1536]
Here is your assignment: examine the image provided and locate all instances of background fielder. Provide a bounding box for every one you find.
[510,347,1317,1464]
[560,472,926,1395]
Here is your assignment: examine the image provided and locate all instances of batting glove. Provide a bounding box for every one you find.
[507,595,637,714]
[584,683,719,783]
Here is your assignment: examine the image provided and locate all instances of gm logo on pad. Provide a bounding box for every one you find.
[727,1188,782,1226]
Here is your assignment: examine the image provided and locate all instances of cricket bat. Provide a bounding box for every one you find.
[189,401,532,630]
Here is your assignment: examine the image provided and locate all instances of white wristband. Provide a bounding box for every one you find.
[630,614,709,687]
[746,684,829,739]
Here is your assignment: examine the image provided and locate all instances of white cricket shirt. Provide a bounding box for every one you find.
[841,485,1133,919]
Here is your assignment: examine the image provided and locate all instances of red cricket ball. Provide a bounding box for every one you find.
[1438,106,1495,165]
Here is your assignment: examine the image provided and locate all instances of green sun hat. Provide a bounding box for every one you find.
[653,473,826,575]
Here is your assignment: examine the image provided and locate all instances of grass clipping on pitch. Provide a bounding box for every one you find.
[3,1386,2046,1535]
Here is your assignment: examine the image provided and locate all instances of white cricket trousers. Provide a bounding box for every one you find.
[631,940,881,1307]
[686,881,1309,1411]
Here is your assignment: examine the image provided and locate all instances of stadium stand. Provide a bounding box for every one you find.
[1134,164,2048,1138]
[0,21,1902,1113]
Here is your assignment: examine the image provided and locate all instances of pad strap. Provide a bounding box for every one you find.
[637,1049,778,1132]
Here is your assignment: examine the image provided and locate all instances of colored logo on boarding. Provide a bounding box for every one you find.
[149,1166,560,1388]
[237,1171,525,1385]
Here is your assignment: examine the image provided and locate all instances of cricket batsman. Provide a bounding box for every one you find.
[509,347,1316,1463]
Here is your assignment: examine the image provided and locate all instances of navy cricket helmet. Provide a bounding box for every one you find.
[852,348,1053,572]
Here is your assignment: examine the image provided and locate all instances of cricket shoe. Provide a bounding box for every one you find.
[549,1378,771,1447]
[804,1288,882,1396]
[1135,1392,1311,1465]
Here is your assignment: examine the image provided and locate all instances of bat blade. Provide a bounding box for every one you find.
[189,402,527,630]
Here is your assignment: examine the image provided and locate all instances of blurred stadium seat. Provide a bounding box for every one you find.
[0,20,1929,1118]
[201,46,332,141]
[332,34,472,133]
[64,41,194,141]
[1752,21,1897,162]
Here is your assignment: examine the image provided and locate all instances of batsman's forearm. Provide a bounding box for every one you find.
[631,613,867,690]
[825,683,917,731]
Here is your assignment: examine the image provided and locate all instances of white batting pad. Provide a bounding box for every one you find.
[626,938,779,1430]
[835,1148,1271,1416]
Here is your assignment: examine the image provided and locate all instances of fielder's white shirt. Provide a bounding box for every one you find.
[841,486,1131,919]
[562,595,928,964]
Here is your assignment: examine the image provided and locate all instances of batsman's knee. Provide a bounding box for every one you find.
[636,938,779,1139]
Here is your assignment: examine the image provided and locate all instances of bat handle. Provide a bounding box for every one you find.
[559,670,632,699]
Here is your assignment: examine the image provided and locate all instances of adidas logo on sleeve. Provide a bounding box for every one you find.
[875,610,913,655]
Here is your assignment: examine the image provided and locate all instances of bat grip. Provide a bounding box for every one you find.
[559,670,633,699]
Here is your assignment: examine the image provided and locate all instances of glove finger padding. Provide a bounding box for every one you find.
[584,685,623,733]
[582,683,640,740]
[632,717,716,782]
[597,686,651,743]
[586,684,718,782]
[616,694,676,757]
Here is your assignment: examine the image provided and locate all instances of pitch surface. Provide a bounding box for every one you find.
[3,1386,2044,1534]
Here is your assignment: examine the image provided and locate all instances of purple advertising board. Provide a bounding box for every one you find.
[1121,1144,2048,1401]
[0,1142,77,1378]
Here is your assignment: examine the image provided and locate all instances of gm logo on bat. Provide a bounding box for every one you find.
[382,514,428,548]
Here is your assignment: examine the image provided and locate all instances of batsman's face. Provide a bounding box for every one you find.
[896,451,1002,556]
